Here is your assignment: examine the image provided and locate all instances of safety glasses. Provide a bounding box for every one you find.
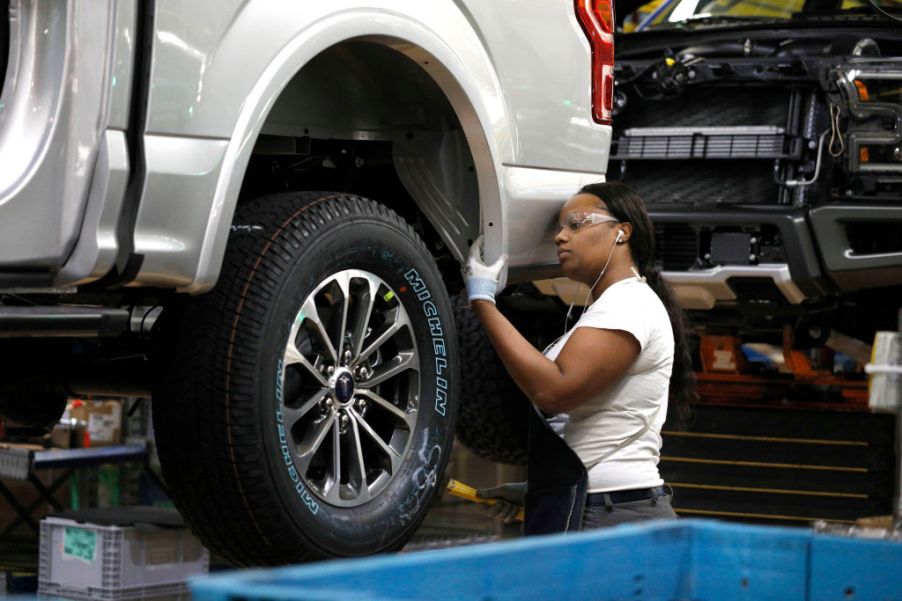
[558,211,620,233]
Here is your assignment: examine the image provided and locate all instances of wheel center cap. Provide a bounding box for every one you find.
[333,370,355,404]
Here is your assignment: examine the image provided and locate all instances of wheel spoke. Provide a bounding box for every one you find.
[323,420,342,504]
[283,341,328,387]
[356,389,416,429]
[350,278,379,358]
[352,307,411,368]
[302,296,338,363]
[281,388,329,430]
[361,352,418,388]
[333,272,351,359]
[351,409,402,473]
[295,414,336,474]
[348,417,371,503]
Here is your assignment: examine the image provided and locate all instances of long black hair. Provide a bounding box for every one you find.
[579,181,697,429]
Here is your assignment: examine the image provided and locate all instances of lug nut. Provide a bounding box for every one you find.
[343,349,353,365]
[326,365,335,376]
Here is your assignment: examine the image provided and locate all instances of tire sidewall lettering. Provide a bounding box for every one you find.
[275,357,320,515]
[403,267,449,418]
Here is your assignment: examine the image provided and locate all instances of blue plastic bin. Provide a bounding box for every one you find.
[190,520,902,601]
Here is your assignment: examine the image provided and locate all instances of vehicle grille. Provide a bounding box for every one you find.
[612,85,790,207]
[654,223,697,271]
[618,87,791,129]
[614,126,789,161]
[846,221,902,255]
[616,161,779,205]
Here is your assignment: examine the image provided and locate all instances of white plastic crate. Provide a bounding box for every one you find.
[38,509,208,600]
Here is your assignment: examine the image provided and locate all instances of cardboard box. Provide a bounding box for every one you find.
[49,421,87,449]
[68,400,122,447]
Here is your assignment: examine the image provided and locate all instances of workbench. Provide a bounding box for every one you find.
[0,443,154,536]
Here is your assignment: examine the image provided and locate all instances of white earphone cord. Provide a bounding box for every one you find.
[563,231,620,337]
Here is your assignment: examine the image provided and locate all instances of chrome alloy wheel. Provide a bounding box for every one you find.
[280,269,420,507]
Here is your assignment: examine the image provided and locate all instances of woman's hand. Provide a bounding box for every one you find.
[477,481,527,523]
[463,235,507,304]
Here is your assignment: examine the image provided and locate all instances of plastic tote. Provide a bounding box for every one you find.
[190,520,902,601]
[39,508,208,600]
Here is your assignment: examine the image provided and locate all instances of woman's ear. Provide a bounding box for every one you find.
[618,222,633,244]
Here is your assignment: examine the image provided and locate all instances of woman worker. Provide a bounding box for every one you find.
[463,182,695,533]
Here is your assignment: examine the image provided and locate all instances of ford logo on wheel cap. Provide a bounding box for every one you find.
[335,372,355,404]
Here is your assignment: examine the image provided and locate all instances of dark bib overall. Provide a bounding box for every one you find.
[524,407,588,535]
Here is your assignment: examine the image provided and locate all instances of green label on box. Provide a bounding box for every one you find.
[63,527,96,563]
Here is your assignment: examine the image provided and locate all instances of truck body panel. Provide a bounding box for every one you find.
[0,1,130,276]
[1,0,610,291]
[119,0,608,292]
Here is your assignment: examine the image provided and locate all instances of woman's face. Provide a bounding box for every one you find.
[554,193,622,282]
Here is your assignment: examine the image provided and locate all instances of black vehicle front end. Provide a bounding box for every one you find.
[613,1,902,342]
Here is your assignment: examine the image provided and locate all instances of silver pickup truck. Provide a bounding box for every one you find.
[0,1,613,563]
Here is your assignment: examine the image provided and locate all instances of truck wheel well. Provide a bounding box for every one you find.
[238,40,479,293]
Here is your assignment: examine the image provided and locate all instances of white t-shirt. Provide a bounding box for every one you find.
[543,276,674,493]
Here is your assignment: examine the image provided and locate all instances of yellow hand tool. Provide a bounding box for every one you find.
[445,478,525,522]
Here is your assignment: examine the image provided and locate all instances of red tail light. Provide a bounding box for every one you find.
[575,0,615,126]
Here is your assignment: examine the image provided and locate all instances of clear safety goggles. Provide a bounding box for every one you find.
[558,211,620,233]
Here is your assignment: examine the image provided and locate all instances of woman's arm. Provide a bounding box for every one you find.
[472,300,640,414]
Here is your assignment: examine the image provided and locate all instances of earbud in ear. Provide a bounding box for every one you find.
[616,229,624,243]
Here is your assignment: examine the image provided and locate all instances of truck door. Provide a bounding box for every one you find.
[0,1,133,285]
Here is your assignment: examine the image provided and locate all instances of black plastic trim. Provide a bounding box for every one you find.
[88,0,153,290]
[809,204,902,291]
[0,306,129,337]
[1,0,8,97]
[646,204,830,298]
[0,272,54,288]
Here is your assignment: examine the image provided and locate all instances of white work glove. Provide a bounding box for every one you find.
[476,481,526,524]
[463,235,508,304]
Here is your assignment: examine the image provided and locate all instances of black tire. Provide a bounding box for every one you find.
[152,192,458,565]
[453,293,564,466]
